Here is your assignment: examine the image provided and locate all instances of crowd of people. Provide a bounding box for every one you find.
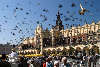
[0,50,100,67]
[0,53,100,67]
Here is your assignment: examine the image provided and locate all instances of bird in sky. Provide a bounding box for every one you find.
[79,3,87,15]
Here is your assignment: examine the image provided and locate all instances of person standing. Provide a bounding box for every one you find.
[27,59,34,67]
[18,57,29,67]
[77,61,81,67]
[93,55,96,67]
[83,55,88,67]
[61,57,71,67]
[88,55,92,67]
[43,59,46,67]
[54,61,59,67]
[46,57,53,67]
[0,54,11,67]
[8,49,18,67]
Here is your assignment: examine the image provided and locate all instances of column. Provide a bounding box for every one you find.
[51,29,55,47]
[40,33,43,54]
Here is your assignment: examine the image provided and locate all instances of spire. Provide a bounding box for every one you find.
[56,10,62,26]
[57,10,61,20]
[55,10,64,31]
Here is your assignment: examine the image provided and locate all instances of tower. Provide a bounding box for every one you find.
[55,10,64,31]
[51,10,64,46]
[34,24,43,54]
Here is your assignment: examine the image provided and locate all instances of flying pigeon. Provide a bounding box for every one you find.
[79,3,87,15]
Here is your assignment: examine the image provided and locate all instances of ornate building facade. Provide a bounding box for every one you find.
[18,11,100,55]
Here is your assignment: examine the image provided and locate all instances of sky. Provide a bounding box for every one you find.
[0,0,100,45]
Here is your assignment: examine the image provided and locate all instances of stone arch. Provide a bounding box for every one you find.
[47,49,51,55]
[52,49,56,54]
[57,48,61,51]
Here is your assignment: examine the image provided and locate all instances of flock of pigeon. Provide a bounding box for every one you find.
[0,0,97,45]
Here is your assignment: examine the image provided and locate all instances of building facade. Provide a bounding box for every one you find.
[18,11,100,55]
[34,11,100,48]
[0,44,15,55]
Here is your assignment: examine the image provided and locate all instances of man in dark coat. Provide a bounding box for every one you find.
[0,54,11,67]
[18,57,29,67]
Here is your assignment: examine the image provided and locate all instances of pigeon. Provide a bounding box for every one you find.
[26,12,29,15]
[43,17,48,22]
[71,3,76,7]
[58,4,63,8]
[64,17,71,21]
[12,28,17,30]
[43,9,48,13]
[36,21,39,24]
[49,24,51,26]
[84,0,88,4]
[20,8,23,11]
[40,14,48,22]
[16,7,18,10]
[12,32,15,36]
[79,3,87,15]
